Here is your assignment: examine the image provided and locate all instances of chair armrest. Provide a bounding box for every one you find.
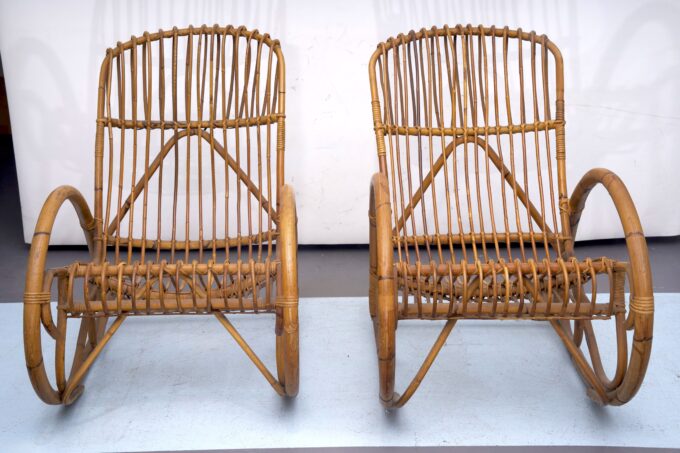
[24,185,95,302]
[568,168,653,315]
[370,172,393,275]
[277,184,298,300]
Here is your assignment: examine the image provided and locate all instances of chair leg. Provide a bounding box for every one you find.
[369,196,379,349]
[551,319,609,404]
[375,279,397,408]
[275,301,299,397]
[369,172,399,407]
[552,277,653,406]
[385,319,457,409]
[62,315,126,405]
[372,272,457,409]
[25,297,123,406]
[68,318,100,382]
[24,303,62,404]
[275,184,299,397]
[369,201,378,322]
[215,312,286,396]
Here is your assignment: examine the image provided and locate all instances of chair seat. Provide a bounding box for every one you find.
[393,256,627,320]
[52,259,279,316]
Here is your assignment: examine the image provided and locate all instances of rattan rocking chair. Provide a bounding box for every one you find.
[368,25,653,408]
[24,25,299,405]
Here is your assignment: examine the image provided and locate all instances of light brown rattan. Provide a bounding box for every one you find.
[23,25,299,405]
[368,25,653,408]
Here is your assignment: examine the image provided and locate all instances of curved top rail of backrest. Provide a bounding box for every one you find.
[368,24,564,171]
[368,25,564,94]
[95,24,285,126]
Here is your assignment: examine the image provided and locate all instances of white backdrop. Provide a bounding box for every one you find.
[1,0,679,245]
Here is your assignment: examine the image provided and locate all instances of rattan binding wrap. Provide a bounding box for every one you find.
[23,25,299,405]
[368,25,653,408]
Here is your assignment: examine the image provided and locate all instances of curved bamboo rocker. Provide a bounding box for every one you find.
[24,25,299,405]
[367,25,652,408]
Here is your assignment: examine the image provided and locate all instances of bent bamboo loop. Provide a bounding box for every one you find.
[567,167,653,405]
[24,186,96,404]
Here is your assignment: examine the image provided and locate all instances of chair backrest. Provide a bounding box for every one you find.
[369,25,568,264]
[93,25,285,265]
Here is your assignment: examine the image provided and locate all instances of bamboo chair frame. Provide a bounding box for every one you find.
[368,25,653,408]
[24,25,299,405]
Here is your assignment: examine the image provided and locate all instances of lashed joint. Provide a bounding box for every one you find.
[276,296,298,308]
[559,198,571,215]
[82,219,97,231]
[630,296,654,315]
[24,292,52,304]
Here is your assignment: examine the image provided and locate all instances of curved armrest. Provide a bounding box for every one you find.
[370,172,394,275]
[25,185,96,299]
[569,168,653,315]
[277,184,298,300]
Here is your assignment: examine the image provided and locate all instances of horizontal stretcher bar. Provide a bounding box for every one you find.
[105,231,279,250]
[393,232,567,246]
[62,296,277,315]
[395,259,626,277]
[399,279,597,299]
[381,120,562,137]
[397,301,620,320]
[97,115,282,130]
[49,260,279,278]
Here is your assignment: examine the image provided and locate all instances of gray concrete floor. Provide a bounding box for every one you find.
[3,297,680,450]
[149,449,674,453]
[152,449,674,453]
[2,135,680,302]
